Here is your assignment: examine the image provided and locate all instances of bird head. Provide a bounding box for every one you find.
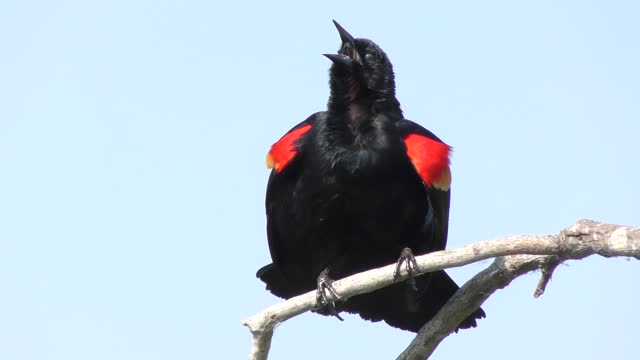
[324,20,397,105]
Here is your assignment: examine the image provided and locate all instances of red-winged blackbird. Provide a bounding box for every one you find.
[257,21,485,332]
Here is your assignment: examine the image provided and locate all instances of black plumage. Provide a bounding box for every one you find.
[257,21,484,332]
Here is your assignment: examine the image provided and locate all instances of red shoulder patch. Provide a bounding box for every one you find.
[404,134,452,190]
[266,124,312,172]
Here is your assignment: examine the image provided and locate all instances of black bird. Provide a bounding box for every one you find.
[257,21,485,332]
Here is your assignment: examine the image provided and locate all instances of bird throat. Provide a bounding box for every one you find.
[347,100,369,131]
[330,76,397,133]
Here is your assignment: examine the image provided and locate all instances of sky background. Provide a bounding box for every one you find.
[1,1,639,359]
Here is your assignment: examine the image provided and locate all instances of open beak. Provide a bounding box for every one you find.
[323,20,361,66]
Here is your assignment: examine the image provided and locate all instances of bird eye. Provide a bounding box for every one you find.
[365,53,374,63]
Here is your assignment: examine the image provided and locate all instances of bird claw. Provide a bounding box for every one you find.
[394,247,419,291]
[316,268,344,321]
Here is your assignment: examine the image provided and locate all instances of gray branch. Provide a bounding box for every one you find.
[242,220,640,360]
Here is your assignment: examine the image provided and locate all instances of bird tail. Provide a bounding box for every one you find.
[256,263,298,299]
[338,270,485,332]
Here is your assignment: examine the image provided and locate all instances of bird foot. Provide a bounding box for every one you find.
[394,247,419,291]
[316,268,344,321]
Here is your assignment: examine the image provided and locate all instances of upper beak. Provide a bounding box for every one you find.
[323,20,361,66]
[333,20,355,46]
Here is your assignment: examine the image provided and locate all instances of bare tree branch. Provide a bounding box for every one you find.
[397,220,640,359]
[243,220,640,360]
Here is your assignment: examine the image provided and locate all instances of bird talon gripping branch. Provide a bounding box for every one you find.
[315,269,344,321]
[256,20,485,332]
[394,247,420,291]
[316,268,341,303]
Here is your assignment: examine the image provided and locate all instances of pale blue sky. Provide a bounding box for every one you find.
[1,1,639,359]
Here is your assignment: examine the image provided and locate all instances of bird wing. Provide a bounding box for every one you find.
[262,112,320,288]
[396,119,452,250]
